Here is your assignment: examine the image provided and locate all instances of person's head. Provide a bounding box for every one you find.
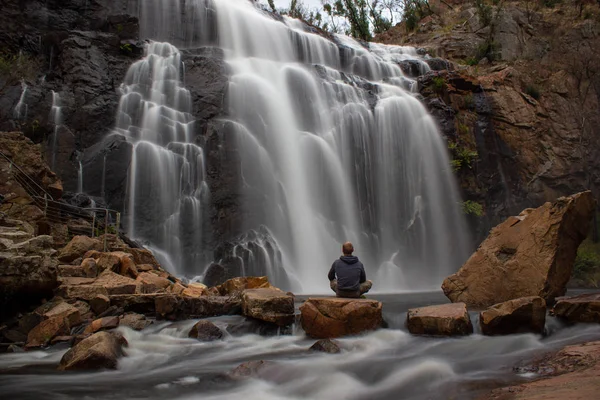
[342,242,354,255]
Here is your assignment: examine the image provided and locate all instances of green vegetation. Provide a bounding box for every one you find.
[474,0,493,27]
[119,43,133,53]
[525,85,541,100]
[402,0,433,32]
[431,76,445,93]
[463,94,474,109]
[0,50,39,91]
[461,200,484,216]
[573,238,600,287]
[448,141,478,171]
[543,0,560,8]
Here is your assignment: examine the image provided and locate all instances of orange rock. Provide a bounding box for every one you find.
[300,297,383,339]
[26,316,70,348]
[406,303,473,336]
[136,272,171,293]
[182,282,207,298]
[217,276,273,296]
[480,296,546,335]
[58,236,103,263]
[242,288,294,326]
[443,191,596,308]
[83,316,120,334]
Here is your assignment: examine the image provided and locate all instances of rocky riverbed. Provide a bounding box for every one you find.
[1,291,599,400]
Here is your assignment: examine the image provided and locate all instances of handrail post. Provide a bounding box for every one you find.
[103,210,108,251]
[116,212,121,234]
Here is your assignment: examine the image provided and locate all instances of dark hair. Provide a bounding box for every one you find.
[342,242,354,255]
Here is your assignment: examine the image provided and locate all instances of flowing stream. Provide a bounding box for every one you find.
[2,292,599,400]
[122,0,471,292]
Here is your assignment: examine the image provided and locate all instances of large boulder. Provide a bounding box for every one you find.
[136,272,171,293]
[58,236,103,263]
[299,297,383,338]
[551,293,600,323]
[442,192,596,308]
[406,303,473,336]
[58,331,127,371]
[479,296,546,335]
[241,288,295,326]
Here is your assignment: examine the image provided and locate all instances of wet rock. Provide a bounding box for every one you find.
[186,296,242,318]
[136,272,171,293]
[7,344,24,353]
[300,297,383,339]
[241,288,295,327]
[551,293,600,324]
[58,331,127,371]
[83,316,120,334]
[442,192,596,308]
[50,335,73,345]
[217,276,273,296]
[309,339,341,354]
[58,236,104,263]
[424,58,451,71]
[406,303,473,336]
[90,294,111,315]
[120,313,152,331]
[480,296,546,335]
[188,320,223,341]
[203,263,227,287]
[26,316,70,348]
[229,360,276,379]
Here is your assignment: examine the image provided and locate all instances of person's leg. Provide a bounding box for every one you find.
[330,280,338,294]
[359,280,372,295]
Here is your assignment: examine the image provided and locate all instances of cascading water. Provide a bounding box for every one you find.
[13,80,28,121]
[113,42,210,275]
[128,0,471,292]
[48,91,62,171]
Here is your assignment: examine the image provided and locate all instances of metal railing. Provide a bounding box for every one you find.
[1,150,121,250]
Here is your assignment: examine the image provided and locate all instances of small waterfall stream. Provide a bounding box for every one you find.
[13,80,28,121]
[49,91,62,171]
[114,42,210,274]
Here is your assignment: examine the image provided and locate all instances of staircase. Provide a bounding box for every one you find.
[0,150,121,242]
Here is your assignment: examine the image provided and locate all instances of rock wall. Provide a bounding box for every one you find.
[378,2,600,242]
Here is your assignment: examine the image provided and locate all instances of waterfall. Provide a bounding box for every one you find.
[113,42,209,276]
[49,91,62,171]
[13,80,28,121]
[128,0,471,292]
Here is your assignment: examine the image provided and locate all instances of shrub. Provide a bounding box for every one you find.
[461,200,484,216]
[432,76,445,93]
[573,240,600,284]
[474,0,493,27]
[448,142,478,171]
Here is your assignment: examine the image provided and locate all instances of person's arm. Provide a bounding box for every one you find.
[359,264,366,283]
[328,262,336,281]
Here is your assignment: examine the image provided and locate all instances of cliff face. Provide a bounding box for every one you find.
[378,1,600,240]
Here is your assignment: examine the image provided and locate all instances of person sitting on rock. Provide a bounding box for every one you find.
[328,242,372,298]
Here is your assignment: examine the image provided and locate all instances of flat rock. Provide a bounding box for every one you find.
[136,272,171,293]
[406,303,473,336]
[551,293,600,323]
[480,296,546,335]
[43,301,82,327]
[300,297,383,338]
[182,282,207,298]
[55,284,109,300]
[442,191,596,308]
[242,288,295,326]
[58,331,127,371]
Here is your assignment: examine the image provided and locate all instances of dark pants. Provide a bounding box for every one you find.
[330,280,372,298]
